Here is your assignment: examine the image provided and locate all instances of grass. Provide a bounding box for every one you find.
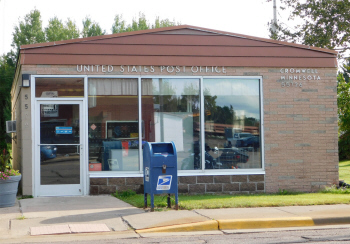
[113,161,350,211]
[16,216,26,220]
[339,159,350,183]
[114,192,350,211]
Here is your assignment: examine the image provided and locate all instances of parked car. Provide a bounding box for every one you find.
[40,145,57,161]
[216,147,249,167]
[236,135,260,150]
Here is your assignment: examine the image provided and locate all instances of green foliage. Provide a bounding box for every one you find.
[128,12,149,31]
[82,17,106,38]
[17,195,33,200]
[0,148,19,180]
[12,9,46,53]
[113,189,136,198]
[45,17,80,42]
[111,14,127,34]
[270,0,350,57]
[320,185,350,194]
[339,159,350,182]
[152,17,178,29]
[338,60,350,159]
[111,13,179,34]
[65,19,80,40]
[0,53,16,151]
[339,132,350,160]
[338,73,350,133]
[277,189,300,195]
[0,149,12,172]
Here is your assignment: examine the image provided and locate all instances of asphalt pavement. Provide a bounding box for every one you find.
[1,195,350,243]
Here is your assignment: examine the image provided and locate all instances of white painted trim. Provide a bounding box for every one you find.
[89,170,266,178]
[138,77,143,174]
[34,99,85,197]
[31,75,36,196]
[30,75,265,185]
[200,77,205,172]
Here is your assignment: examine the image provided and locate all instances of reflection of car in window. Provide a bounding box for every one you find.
[40,145,57,161]
[181,142,249,170]
[235,134,260,151]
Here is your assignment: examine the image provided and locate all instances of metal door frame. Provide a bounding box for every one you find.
[34,100,86,197]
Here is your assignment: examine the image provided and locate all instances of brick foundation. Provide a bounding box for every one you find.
[89,174,265,195]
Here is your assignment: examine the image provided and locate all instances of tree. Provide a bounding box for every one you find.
[111,13,179,34]
[65,19,80,39]
[152,17,178,29]
[126,12,150,32]
[45,17,66,42]
[0,52,16,151]
[338,72,350,159]
[12,9,46,53]
[82,17,106,37]
[111,14,127,34]
[340,59,350,83]
[268,0,350,58]
[45,17,80,42]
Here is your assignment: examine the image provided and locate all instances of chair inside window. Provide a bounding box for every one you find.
[102,141,122,171]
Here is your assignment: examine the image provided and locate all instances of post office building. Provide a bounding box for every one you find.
[10,25,338,197]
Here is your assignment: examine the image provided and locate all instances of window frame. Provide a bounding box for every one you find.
[87,75,264,177]
[33,75,264,178]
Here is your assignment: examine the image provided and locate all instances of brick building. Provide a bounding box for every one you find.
[10,26,338,197]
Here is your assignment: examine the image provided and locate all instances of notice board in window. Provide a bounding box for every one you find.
[105,121,144,139]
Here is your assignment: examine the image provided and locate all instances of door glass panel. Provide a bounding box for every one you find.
[40,145,80,185]
[39,104,80,185]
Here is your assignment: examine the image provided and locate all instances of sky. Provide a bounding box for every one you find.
[0,0,277,55]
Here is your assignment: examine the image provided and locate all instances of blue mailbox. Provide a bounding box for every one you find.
[143,141,178,211]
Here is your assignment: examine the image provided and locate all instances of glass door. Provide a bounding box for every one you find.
[35,101,84,196]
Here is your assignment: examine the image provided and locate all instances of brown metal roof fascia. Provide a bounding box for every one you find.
[182,26,338,55]
[19,25,195,49]
[19,25,337,55]
[21,54,336,67]
[22,45,334,59]
[42,34,280,47]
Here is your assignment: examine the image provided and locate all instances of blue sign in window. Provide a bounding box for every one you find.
[56,127,73,134]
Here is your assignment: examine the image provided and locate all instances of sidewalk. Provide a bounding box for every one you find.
[1,195,350,243]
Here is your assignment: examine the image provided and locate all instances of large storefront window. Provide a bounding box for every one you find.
[87,76,262,174]
[203,78,262,170]
[88,78,139,172]
[141,78,200,170]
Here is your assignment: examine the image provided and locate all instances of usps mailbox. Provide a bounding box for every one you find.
[143,141,178,211]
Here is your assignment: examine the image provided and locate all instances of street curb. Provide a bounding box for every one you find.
[218,217,314,230]
[135,216,350,233]
[135,220,219,233]
[313,217,350,226]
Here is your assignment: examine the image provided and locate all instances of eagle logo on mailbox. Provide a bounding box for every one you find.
[156,175,172,190]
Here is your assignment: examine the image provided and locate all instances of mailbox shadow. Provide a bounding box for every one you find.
[40,208,144,225]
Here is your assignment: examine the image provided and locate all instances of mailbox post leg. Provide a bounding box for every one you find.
[167,194,171,208]
[144,193,147,209]
[175,192,179,210]
[151,194,155,212]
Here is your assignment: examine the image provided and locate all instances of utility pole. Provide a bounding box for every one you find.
[272,0,277,33]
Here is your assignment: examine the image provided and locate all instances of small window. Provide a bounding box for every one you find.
[35,78,84,98]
